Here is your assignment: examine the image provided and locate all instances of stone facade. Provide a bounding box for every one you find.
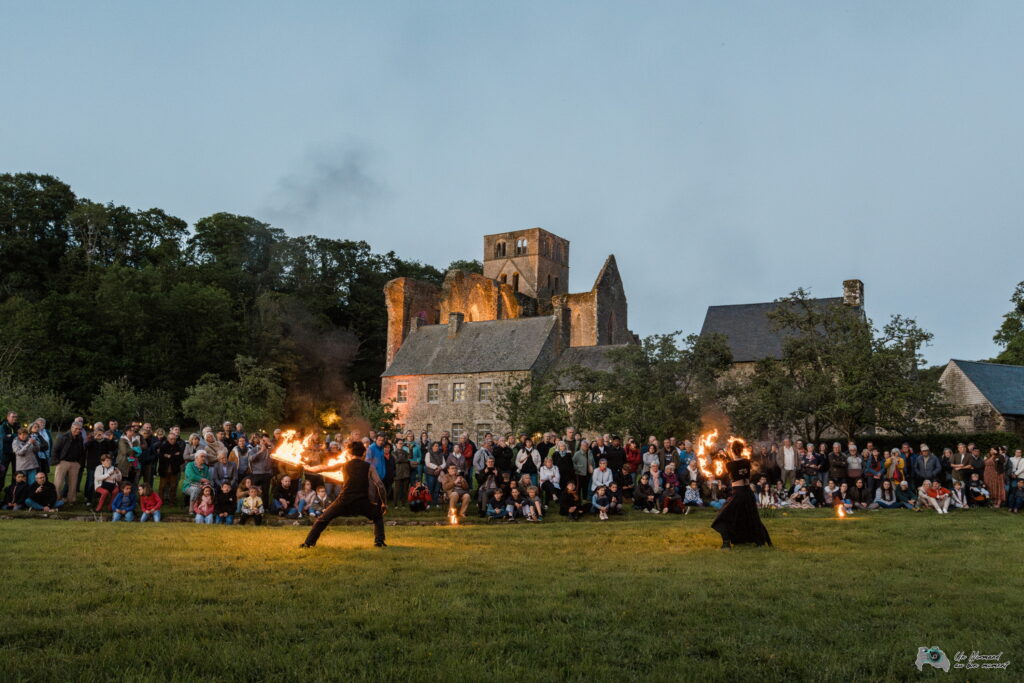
[382,227,635,436]
[939,361,1023,434]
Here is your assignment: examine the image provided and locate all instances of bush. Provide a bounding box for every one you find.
[0,373,76,428]
[88,378,178,427]
[181,356,284,432]
[863,432,1024,453]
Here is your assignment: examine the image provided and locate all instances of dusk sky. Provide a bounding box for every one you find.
[4,1,1023,365]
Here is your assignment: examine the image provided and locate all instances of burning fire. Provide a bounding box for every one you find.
[835,504,847,518]
[321,450,352,484]
[449,510,459,525]
[696,430,719,478]
[270,429,318,467]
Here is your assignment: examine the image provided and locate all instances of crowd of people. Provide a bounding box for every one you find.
[2,409,1023,523]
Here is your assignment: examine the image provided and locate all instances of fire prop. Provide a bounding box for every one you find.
[835,504,847,519]
[271,429,352,483]
[321,450,352,484]
[695,430,751,479]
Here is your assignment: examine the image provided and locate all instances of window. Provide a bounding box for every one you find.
[452,382,466,402]
[478,382,493,402]
[547,274,552,290]
[512,273,519,292]
[515,238,528,255]
[451,423,465,440]
[395,383,408,403]
[427,383,439,403]
[554,276,559,291]
[493,241,506,258]
[476,424,492,441]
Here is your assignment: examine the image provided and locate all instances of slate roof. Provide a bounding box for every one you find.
[553,344,630,389]
[382,316,555,377]
[699,298,845,363]
[951,359,1024,416]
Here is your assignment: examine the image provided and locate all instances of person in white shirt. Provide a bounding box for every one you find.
[590,458,614,493]
[538,456,561,504]
[781,438,797,488]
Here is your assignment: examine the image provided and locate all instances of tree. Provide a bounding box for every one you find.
[0,373,76,428]
[445,259,483,274]
[352,383,399,434]
[495,373,570,436]
[88,377,178,427]
[565,333,732,439]
[726,290,949,441]
[994,281,1024,365]
[181,356,285,430]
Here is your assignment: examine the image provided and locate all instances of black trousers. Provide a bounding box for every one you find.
[304,497,384,546]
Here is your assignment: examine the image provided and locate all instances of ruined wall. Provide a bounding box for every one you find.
[384,278,441,367]
[593,256,631,345]
[554,292,598,347]
[438,270,523,323]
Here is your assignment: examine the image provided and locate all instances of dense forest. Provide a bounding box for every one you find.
[0,172,472,425]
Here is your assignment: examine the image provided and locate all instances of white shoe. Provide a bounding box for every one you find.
[652,509,660,514]
[643,509,650,513]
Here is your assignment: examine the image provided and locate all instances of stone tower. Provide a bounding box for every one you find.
[483,227,569,301]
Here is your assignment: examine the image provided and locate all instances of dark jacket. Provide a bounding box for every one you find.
[157,439,185,476]
[52,430,86,466]
[3,481,30,505]
[492,445,514,472]
[338,457,386,507]
[25,481,59,508]
[214,489,237,515]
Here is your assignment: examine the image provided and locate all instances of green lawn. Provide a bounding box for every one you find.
[0,508,1020,682]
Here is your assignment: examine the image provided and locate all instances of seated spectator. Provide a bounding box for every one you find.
[407,481,432,512]
[294,479,316,517]
[2,471,30,510]
[23,471,63,512]
[194,485,215,524]
[592,484,611,521]
[923,480,951,514]
[949,480,968,509]
[476,457,500,515]
[538,456,560,504]
[239,486,264,525]
[772,480,790,507]
[524,486,544,521]
[307,486,330,518]
[648,462,664,499]
[683,480,703,508]
[235,476,255,514]
[486,488,510,520]
[439,464,471,518]
[757,482,777,509]
[634,473,658,513]
[111,482,137,521]
[1008,479,1024,513]
[272,475,298,517]
[836,482,854,514]
[895,480,916,509]
[607,481,624,514]
[515,473,533,497]
[869,480,901,509]
[808,479,826,507]
[663,463,680,493]
[591,458,614,493]
[94,454,123,512]
[850,478,870,510]
[506,486,527,519]
[619,463,635,500]
[181,451,211,513]
[214,482,236,524]
[968,472,989,506]
[558,481,584,520]
[661,483,684,514]
[824,479,839,506]
[139,483,162,522]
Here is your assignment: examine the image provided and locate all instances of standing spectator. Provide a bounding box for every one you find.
[29,419,52,475]
[625,437,642,472]
[779,438,798,488]
[138,426,160,489]
[1,411,21,487]
[983,447,1007,508]
[492,436,514,477]
[1010,448,1024,486]
[366,434,387,482]
[948,443,972,488]
[573,439,591,496]
[230,436,249,479]
[116,425,141,485]
[912,445,942,489]
[157,432,184,505]
[52,422,86,505]
[424,442,446,504]
[393,439,411,507]
[845,444,863,486]
[641,444,660,474]
[23,471,63,512]
[182,433,202,465]
[138,483,162,522]
[515,438,541,485]
[111,482,137,521]
[249,435,273,503]
[1007,479,1024,513]
[884,448,907,483]
[13,427,40,481]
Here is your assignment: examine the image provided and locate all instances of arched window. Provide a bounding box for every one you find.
[494,241,506,258]
[515,238,527,256]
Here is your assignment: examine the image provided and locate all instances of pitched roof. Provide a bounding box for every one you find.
[382,316,555,377]
[552,344,630,389]
[699,298,844,363]
[950,360,1024,416]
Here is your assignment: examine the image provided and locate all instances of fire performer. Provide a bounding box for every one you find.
[710,440,772,549]
[299,441,388,548]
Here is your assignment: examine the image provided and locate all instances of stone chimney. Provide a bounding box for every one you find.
[447,312,464,338]
[842,279,864,307]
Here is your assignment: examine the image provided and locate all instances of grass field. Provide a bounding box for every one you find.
[0,508,1020,682]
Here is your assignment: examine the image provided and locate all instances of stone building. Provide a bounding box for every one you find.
[939,359,1024,435]
[699,279,865,373]
[381,227,634,439]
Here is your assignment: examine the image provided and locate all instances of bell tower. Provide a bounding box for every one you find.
[483,227,569,301]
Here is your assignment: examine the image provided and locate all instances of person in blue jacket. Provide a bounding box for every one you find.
[111,482,138,522]
[366,435,387,481]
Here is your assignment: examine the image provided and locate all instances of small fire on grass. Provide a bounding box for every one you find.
[835,504,847,519]
[448,511,459,526]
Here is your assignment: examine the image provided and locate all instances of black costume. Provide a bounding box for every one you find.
[711,457,772,547]
[303,449,387,547]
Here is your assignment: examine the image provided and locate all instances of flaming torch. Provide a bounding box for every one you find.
[320,450,352,484]
[696,430,719,479]
[271,430,314,469]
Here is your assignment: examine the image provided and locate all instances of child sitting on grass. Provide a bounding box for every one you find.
[295,479,316,517]
[592,484,610,520]
[240,486,264,525]
[619,464,635,500]
[1008,479,1024,513]
[111,483,137,522]
[634,473,658,513]
[968,473,990,507]
[235,476,254,514]
[524,486,544,521]
[558,480,584,520]
[487,488,510,520]
[214,482,236,524]
[683,480,703,508]
[661,483,684,514]
[307,485,330,518]
[607,481,624,515]
[408,481,432,512]
[194,485,215,524]
[139,483,162,522]
[507,486,527,520]
[3,471,29,510]
[950,480,968,510]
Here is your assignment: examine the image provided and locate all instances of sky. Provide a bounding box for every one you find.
[3,1,1023,366]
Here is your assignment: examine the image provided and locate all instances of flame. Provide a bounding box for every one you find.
[319,410,343,428]
[836,504,847,518]
[696,430,719,478]
[321,450,352,484]
[713,459,724,477]
[270,429,315,467]
[449,510,459,525]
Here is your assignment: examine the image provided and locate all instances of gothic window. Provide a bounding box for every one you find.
[494,241,507,258]
[515,238,527,255]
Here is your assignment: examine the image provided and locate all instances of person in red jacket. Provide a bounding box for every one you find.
[138,483,163,522]
[407,480,432,512]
